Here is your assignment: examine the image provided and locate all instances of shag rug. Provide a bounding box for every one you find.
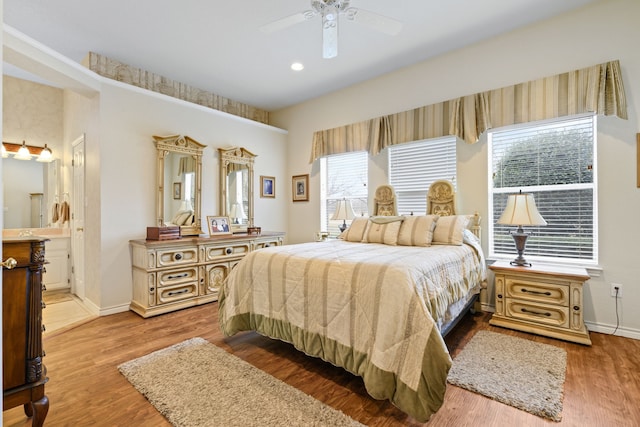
[447,330,567,422]
[118,337,364,427]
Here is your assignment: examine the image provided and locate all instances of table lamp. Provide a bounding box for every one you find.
[497,190,547,267]
[331,198,356,233]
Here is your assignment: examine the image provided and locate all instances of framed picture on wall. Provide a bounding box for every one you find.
[173,182,181,200]
[207,216,232,236]
[292,174,309,202]
[261,175,275,198]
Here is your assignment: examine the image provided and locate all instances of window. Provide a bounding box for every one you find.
[320,151,368,235]
[489,114,597,264]
[388,137,457,215]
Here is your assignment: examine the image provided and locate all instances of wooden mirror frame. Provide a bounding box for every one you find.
[153,135,206,236]
[219,147,256,232]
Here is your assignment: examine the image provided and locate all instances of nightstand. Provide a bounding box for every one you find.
[489,260,591,345]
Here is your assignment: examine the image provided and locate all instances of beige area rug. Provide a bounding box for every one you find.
[118,337,364,427]
[447,330,567,422]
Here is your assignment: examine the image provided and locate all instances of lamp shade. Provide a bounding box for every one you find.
[497,192,547,226]
[14,141,32,160]
[36,144,53,162]
[331,199,356,221]
[230,202,246,220]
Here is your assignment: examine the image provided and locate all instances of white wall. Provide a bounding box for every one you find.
[272,0,640,337]
[90,82,288,311]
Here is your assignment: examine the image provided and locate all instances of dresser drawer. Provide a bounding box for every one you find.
[505,277,568,306]
[156,246,198,268]
[254,237,282,250]
[505,299,570,328]
[203,243,250,262]
[157,267,198,288]
[157,283,198,304]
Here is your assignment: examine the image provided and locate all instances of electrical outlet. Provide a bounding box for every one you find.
[610,283,623,298]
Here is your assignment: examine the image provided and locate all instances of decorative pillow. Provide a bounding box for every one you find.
[432,215,470,245]
[362,216,404,245]
[397,215,439,247]
[172,211,193,226]
[340,216,369,242]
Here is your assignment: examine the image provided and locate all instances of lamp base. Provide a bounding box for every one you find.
[339,220,347,233]
[509,226,533,267]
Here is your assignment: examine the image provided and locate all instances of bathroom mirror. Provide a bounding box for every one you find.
[219,147,256,232]
[154,135,206,236]
[2,156,62,229]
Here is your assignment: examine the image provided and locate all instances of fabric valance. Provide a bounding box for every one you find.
[309,60,627,163]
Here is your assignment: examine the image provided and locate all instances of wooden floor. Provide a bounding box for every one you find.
[4,303,640,426]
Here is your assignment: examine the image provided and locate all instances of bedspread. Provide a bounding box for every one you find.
[219,238,485,422]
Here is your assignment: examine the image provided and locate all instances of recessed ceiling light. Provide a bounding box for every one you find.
[291,62,304,71]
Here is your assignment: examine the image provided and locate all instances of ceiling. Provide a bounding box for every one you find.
[3,0,598,112]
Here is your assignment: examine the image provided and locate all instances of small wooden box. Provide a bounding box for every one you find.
[146,226,181,241]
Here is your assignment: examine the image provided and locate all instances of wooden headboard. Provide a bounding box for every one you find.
[427,180,456,216]
[373,185,398,216]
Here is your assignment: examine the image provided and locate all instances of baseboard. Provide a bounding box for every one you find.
[98,303,131,316]
[584,321,640,341]
[81,298,131,317]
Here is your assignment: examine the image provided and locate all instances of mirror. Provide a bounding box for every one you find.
[2,156,62,229]
[154,135,206,236]
[219,147,256,232]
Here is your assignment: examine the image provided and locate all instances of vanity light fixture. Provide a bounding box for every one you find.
[36,144,53,163]
[3,141,54,162]
[14,141,32,160]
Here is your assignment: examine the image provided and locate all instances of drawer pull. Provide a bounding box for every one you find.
[42,324,46,332]
[521,288,551,296]
[264,243,271,248]
[150,287,155,292]
[41,301,46,309]
[521,308,551,317]
[167,273,189,280]
[174,253,183,261]
[225,247,233,255]
[42,284,47,291]
[1,257,17,269]
[167,289,189,297]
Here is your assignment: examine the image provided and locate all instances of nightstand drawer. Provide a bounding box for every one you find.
[505,278,568,306]
[505,299,570,328]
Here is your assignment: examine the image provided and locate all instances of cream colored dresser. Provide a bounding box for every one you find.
[489,260,591,345]
[129,232,284,317]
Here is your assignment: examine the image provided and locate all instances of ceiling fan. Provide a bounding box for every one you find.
[260,0,403,59]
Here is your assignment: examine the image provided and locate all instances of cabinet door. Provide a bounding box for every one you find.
[204,262,231,299]
[43,242,69,290]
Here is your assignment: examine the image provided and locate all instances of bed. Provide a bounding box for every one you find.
[219,182,486,422]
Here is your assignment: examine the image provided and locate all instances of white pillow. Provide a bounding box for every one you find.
[432,215,470,245]
[397,215,439,246]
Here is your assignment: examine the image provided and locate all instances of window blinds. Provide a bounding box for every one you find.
[389,137,457,216]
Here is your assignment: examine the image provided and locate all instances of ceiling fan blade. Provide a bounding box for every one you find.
[259,10,315,34]
[322,6,339,59]
[344,7,403,35]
